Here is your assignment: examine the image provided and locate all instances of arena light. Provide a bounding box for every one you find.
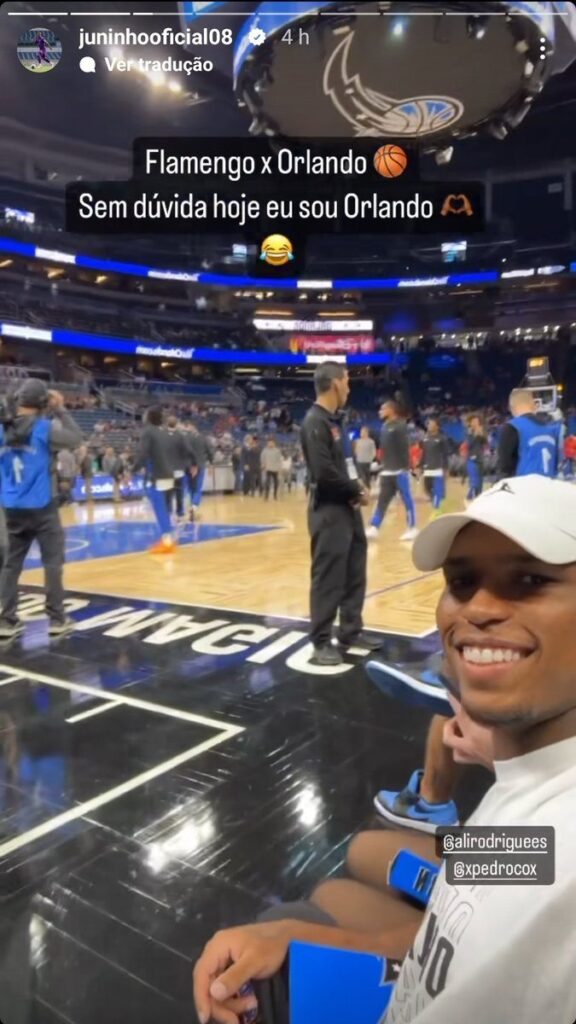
[501,268,535,278]
[4,206,35,226]
[435,146,454,166]
[150,71,166,86]
[318,311,359,317]
[466,16,488,41]
[1,323,52,342]
[168,80,182,93]
[0,259,12,268]
[296,280,332,289]
[36,247,75,265]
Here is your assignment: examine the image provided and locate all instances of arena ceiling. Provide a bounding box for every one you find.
[2,1,576,169]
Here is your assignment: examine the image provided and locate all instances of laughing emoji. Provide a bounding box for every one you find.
[260,234,294,267]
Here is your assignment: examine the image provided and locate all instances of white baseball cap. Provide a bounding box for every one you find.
[413,476,576,571]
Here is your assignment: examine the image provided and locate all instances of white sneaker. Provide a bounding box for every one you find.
[366,526,380,540]
[400,527,419,541]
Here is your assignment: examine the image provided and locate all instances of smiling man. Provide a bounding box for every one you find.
[193,475,576,1024]
[382,473,576,1022]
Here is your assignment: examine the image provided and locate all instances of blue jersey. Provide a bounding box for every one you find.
[509,414,561,478]
[0,418,53,508]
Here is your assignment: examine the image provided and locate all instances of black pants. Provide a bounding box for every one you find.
[167,477,185,518]
[308,502,367,648]
[0,504,65,625]
[358,463,372,487]
[244,468,259,496]
[265,471,279,500]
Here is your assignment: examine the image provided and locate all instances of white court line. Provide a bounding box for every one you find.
[0,674,25,687]
[22,584,436,639]
[65,702,118,725]
[0,662,243,732]
[0,729,241,860]
[0,663,244,860]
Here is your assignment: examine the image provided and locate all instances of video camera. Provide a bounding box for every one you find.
[523,357,558,414]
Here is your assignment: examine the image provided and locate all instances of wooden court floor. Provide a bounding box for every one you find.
[21,480,467,636]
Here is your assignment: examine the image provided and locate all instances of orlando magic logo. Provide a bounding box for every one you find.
[323,31,464,137]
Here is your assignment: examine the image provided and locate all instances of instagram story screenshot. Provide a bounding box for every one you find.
[1,3,576,1024]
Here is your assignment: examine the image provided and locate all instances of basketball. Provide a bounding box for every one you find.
[373,144,408,178]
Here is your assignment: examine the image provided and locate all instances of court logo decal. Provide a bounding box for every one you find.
[323,31,464,137]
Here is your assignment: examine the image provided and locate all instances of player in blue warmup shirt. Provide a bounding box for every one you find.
[498,388,563,479]
[0,380,82,639]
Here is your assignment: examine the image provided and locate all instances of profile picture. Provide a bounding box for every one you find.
[17,27,62,73]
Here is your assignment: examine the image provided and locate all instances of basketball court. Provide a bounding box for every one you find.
[2,0,575,1019]
[0,482,490,1024]
[21,490,444,631]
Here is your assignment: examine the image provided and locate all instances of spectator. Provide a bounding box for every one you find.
[56,448,77,506]
[76,445,94,503]
[354,426,376,487]
[280,451,293,495]
[102,446,124,503]
[261,438,283,500]
[231,446,242,493]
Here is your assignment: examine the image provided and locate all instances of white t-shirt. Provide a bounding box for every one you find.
[384,735,576,1024]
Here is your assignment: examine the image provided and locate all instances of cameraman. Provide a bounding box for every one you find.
[0,381,82,639]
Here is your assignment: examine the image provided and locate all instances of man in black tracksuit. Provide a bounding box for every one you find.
[165,415,192,520]
[185,423,212,520]
[301,363,382,666]
[421,417,451,512]
[133,407,178,553]
[242,436,261,497]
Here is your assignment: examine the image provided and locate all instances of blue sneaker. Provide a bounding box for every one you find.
[374,770,459,834]
[366,660,452,717]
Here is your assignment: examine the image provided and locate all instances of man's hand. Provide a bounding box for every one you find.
[443,695,495,772]
[351,486,370,509]
[47,389,64,411]
[193,923,290,1024]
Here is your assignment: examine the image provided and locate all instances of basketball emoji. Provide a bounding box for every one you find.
[373,144,408,178]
